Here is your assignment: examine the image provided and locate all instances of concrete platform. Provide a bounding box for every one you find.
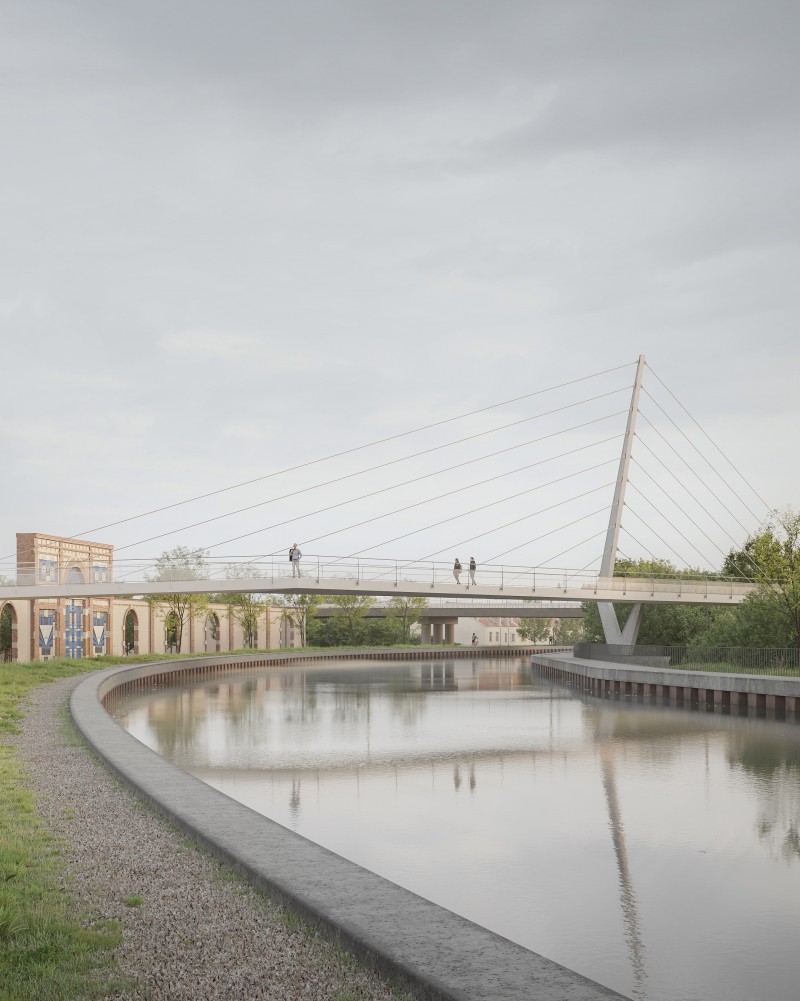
[531,652,800,714]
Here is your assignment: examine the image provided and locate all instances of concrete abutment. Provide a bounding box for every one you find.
[531,652,800,721]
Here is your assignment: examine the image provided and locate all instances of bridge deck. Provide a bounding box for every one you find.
[0,573,756,605]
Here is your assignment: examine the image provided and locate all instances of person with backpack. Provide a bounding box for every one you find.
[469,556,477,586]
[290,543,302,578]
[453,557,462,584]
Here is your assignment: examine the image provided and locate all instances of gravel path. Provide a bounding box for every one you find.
[9,676,409,1001]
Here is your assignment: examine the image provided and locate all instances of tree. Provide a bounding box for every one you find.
[146,546,210,653]
[693,601,793,649]
[331,594,375,645]
[517,617,553,644]
[0,604,12,661]
[218,563,268,649]
[307,610,407,647]
[582,556,724,645]
[387,596,428,643]
[280,593,323,646]
[553,617,585,644]
[123,610,136,654]
[722,508,800,648]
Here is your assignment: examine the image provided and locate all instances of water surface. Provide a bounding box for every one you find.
[113,658,800,1001]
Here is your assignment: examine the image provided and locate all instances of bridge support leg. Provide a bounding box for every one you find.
[432,622,443,644]
[598,602,643,646]
[444,623,455,645]
[420,621,432,645]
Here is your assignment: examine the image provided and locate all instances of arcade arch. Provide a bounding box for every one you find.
[0,602,17,662]
[205,612,221,653]
[124,609,139,655]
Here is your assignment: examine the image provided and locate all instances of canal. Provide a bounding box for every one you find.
[111,657,800,1001]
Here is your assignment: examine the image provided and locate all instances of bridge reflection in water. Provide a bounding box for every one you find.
[110,657,800,1001]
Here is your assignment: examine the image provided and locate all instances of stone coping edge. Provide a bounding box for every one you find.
[71,652,627,1001]
[531,652,800,696]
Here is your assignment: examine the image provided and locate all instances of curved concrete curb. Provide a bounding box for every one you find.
[71,654,627,1001]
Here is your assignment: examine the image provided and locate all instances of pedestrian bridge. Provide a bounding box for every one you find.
[0,356,771,648]
[0,555,757,606]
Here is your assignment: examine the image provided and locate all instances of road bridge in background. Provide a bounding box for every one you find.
[313,603,585,619]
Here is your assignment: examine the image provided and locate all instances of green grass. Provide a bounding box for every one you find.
[0,656,142,1000]
[675,661,799,676]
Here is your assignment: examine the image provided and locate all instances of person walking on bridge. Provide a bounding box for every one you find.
[290,543,302,578]
[469,556,477,586]
[453,557,462,584]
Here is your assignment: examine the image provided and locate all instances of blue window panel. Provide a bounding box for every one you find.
[64,601,83,659]
[38,609,55,655]
[92,611,107,654]
[39,559,56,583]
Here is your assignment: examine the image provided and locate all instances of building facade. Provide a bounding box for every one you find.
[0,533,288,662]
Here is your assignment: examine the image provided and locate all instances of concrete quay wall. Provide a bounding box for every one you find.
[532,652,800,715]
[72,648,623,1001]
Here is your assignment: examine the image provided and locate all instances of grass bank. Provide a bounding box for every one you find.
[0,657,138,999]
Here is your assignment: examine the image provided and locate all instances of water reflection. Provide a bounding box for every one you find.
[727,731,800,863]
[599,745,647,1001]
[112,658,800,1001]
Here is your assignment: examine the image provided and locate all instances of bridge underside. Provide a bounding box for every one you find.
[313,604,584,619]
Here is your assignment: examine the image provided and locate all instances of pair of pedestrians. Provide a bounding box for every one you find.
[453,556,477,585]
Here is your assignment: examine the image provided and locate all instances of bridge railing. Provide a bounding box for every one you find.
[0,554,759,598]
[587,575,756,600]
[4,555,590,590]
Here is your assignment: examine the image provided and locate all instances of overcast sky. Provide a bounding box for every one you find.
[2,1,798,578]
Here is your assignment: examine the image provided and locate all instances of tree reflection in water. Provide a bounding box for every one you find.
[728,732,800,861]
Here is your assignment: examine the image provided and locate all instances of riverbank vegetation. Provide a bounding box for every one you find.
[580,509,800,649]
[0,656,137,1000]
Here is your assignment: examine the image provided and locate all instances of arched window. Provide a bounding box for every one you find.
[0,603,18,662]
[124,609,139,655]
[205,612,220,653]
[164,612,180,653]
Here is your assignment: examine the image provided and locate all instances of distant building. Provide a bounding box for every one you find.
[1,533,285,662]
[453,616,557,646]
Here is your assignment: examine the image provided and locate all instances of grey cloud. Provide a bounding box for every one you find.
[1,1,799,561]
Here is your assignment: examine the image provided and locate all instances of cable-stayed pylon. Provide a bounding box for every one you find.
[597,353,646,645]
